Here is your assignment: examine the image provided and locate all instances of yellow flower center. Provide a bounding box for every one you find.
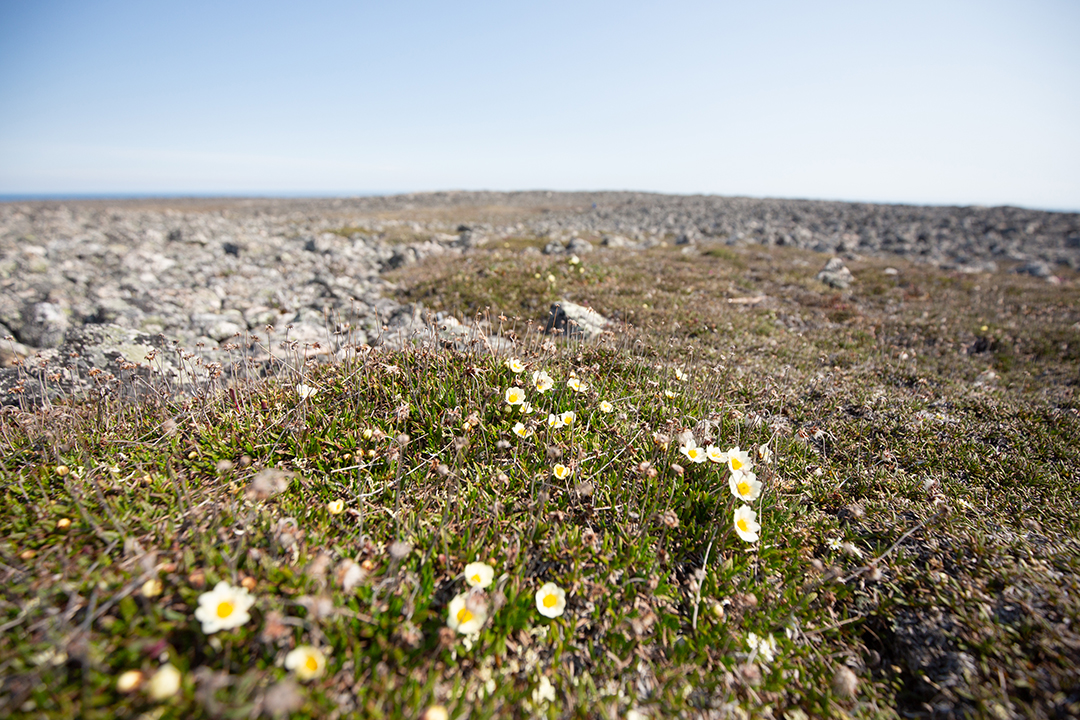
[737,481,750,496]
[304,655,319,672]
[216,600,234,618]
[471,574,482,584]
[731,457,743,470]
[543,593,558,608]
[737,518,748,532]
[457,607,474,624]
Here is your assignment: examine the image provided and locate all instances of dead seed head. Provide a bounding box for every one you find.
[660,509,679,529]
[388,540,412,561]
[245,469,293,501]
[832,666,859,698]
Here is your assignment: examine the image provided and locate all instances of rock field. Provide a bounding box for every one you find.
[1,191,1077,405]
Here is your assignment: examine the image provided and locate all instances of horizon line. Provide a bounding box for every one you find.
[0,190,1076,214]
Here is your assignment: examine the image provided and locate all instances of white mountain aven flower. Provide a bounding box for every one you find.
[547,413,564,430]
[147,664,182,700]
[598,400,614,413]
[675,368,688,381]
[729,470,762,502]
[567,377,586,393]
[194,581,255,634]
[706,445,727,464]
[758,443,773,464]
[532,371,554,393]
[447,592,487,634]
[116,670,143,694]
[680,439,708,464]
[506,357,525,373]
[513,422,531,438]
[726,446,753,474]
[284,645,327,681]
[560,410,576,426]
[533,675,557,704]
[553,463,571,480]
[326,499,345,515]
[505,386,525,406]
[535,582,567,618]
[520,401,535,415]
[664,389,677,399]
[747,632,778,663]
[734,505,760,543]
[464,562,495,589]
[295,383,317,400]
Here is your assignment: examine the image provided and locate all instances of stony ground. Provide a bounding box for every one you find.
[1,193,1078,718]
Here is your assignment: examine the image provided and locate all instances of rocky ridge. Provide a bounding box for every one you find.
[1,192,1077,406]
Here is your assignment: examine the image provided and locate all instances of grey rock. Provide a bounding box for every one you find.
[1015,260,1052,278]
[816,257,855,290]
[543,240,566,255]
[567,237,594,254]
[544,301,609,340]
[20,302,69,348]
[601,234,632,248]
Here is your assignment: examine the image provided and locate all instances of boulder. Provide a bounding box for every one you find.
[816,258,854,290]
[544,301,609,340]
[20,302,69,348]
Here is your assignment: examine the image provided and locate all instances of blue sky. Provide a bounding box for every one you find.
[1,0,1078,209]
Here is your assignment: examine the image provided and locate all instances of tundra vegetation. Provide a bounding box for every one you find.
[2,216,1078,719]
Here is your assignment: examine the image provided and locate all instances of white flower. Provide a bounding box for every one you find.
[560,410,576,426]
[532,371,554,393]
[533,675,557,704]
[553,464,571,480]
[506,357,525,373]
[680,439,708,464]
[706,445,727,464]
[327,499,345,515]
[444,591,488,634]
[295,383,317,400]
[547,413,564,430]
[535,582,566,618]
[747,632,778,663]
[513,422,531,438]
[520,401,535,415]
[826,537,843,551]
[464,562,495,589]
[664,389,677,399]
[734,505,760,543]
[116,670,143,693]
[505,386,525,406]
[285,645,327,681]
[728,470,762,502]
[758,443,772,464]
[194,581,255,634]
[675,368,688,382]
[568,254,581,266]
[567,377,585,393]
[447,591,487,634]
[598,400,613,413]
[726,446,753,474]
[147,663,182,700]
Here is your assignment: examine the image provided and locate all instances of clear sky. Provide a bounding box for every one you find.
[1,0,1078,209]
